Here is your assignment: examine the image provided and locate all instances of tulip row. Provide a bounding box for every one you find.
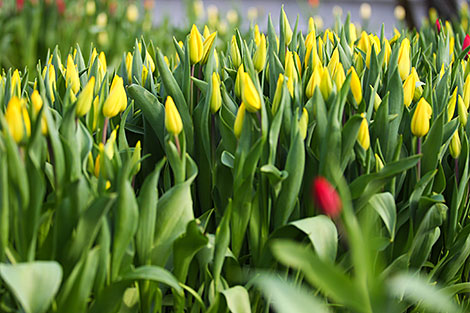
[1,7,470,313]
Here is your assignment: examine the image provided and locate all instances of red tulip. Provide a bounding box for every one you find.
[311,177,342,218]
[435,19,441,33]
[16,0,24,11]
[56,0,65,14]
[463,34,470,59]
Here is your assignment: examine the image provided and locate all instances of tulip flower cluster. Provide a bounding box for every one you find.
[1,7,470,313]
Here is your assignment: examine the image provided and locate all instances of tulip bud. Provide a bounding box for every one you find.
[319,67,332,100]
[447,87,458,122]
[253,33,266,72]
[311,177,342,218]
[299,108,309,140]
[203,25,211,39]
[242,73,261,112]
[305,65,321,99]
[142,65,148,85]
[189,24,203,64]
[357,31,370,54]
[435,19,442,33]
[234,103,246,139]
[125,52,133,82]
[144,50,155,73]
[464,76,470,110]
[76,77,95,117]
[374,91,382,111]
[332,63,346,89]
[349,23,357,45]
[458,95,468,126]
[464,34,470,60]
[411,98,432,137]
[66,54,80,94]
[282,8,293,45]
[131,140,142,174]
[235,65,244,98]
[231,35,242,68]
[327,48,339,76]
[308,17,315,33]
[403,67,418,107]
[366,40,381,68]
[375,153,384,172]
[11,69,21,98]
[357,113,370,150]
[5,97,29,143]
[92,96,100,131]
[105,127,117,159]
[348,67,362,104]
[390,28,401,45]
[165,96,183,135]
[285,50,298,82]
[210,72,222,113]
[294,51,302,77]
[103,76,126,118]
[99,52,107,74]
[383,39,391,66]
[398,38,411,80]
[31,90,43,114]
[202,31,217,64]
[272,74,285,114]
[450,131,461,159]
[254,24,261,46]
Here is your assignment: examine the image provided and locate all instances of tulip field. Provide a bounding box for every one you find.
[3,1,470,312]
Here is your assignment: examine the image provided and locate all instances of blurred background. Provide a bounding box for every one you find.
[0,0,467,73]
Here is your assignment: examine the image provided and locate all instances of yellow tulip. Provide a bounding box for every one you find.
[398,38,411,80]
[272,74,285,114]
[5,97,28,143]
[375,153,384,171]
[165,96,183,135]
[458,95,468,126]
[308,17,315,34]
[332,63,346,89]
[254,24,261,46]
[357,113,370,150]
[103,76,126,118]
[349,23,357,45]
[305,65,321,99]
[374,91,382,111]
[142,65,148,85]
[234,103,246,139]
[235,65,244,98]
[357,31,370,54]
[319,67,333,100]
[253,33,266,72]
[189,24,203,64]
[327,48,340,76]
[282,8,293,45]
[76,77,95,117]
[11,69,21,98]
[126,52,133,82]
[447,87,458,122]
[411,98,432,137]
[299,108,309,140]
[464,75,470,109]
[383,39,391,66]
[202,31,217,64]
[66,54,80,94]
[285,50,298,82]
[231,35,242,68]
[31,90,43,114]
[348,67,362,104]
[210,72,222,113]
[450,131,461,159]
[242,73,261,112]
[403,67,418,107]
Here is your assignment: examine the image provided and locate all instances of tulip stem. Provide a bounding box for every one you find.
[174,134,181,156]
[190,64,195,115]
[417,137,421,180]
[455,158,459,185]
[102,118,109,144]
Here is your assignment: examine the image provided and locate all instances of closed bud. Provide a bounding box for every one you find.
[285,50,298,82]
[272,74,285,114]
[131,140,142,174]
[142,65,148,85]
[66,54,80,94]
[319,67,332,100]
[202,31,217,64]
[306,65,321,99]
[235,65,244,98]
[349,23,357,44]
[374,90,382,111]
[447,87,458,122]
[203,25,211,40]
[375,153,384,172]
[76,77,95,117]
[411,97,432,137]
[11,69,21,98]
[332,63,346,89]
[253,33,266,72]
[398,38,411,80]
[242,73,261,112]
[103,76,126,118]
[189,24,203,64]
[311,177,342,218]
[327,48,339,76]
[254,24,261,46]
[125,52,133,82]
[210,72,222,113]
[464,75,470,109]
[348,67,362,104]
[144,50,155,72]
[308,17,315,33]
[403,67,418,107]
[282,8,293,45]
[231,35,242,68]
[234,103,246,139]
[383,39,391,66]
[458,95,468,126]
[5,97,29,143]
[450,131,461,159]
[299,108,309,140]
[366,40,381,68]
[165,96,183,135]
[31,90,43,115]
[357,31,370,54]
[413,85,423,102]
[357,113,370,150]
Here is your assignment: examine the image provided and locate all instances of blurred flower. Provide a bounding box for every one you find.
[462,34,470,59]
[194,0,204,19]
[311,177,342,218]
[308,0,319,8]
[332,5,342,17]
[126,4,139,22]
[394,5,406,21]
[360,3,371,20]
[207,5,218,26]
[96,12,107,27]
[247,7,258,21]
[435,19,441,33]
[226,9,238,24]
[144,0,154,11]
[218,21,228,35]
[16,0,24,11]
[314,16,324,30]
[86,0,96,15]
[56,0,65,14]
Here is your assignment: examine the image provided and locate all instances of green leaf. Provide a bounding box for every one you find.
[255,274,331,313]
[221,286,252,313]
[120,265,183,295]
[0,261,62,313]
[368,192,396,241]
[421,111,444,175]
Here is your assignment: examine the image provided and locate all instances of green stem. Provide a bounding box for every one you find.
[102,117,109,144]
[417,137,421,180]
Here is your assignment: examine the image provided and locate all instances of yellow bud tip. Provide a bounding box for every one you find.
[165,96,183,135]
